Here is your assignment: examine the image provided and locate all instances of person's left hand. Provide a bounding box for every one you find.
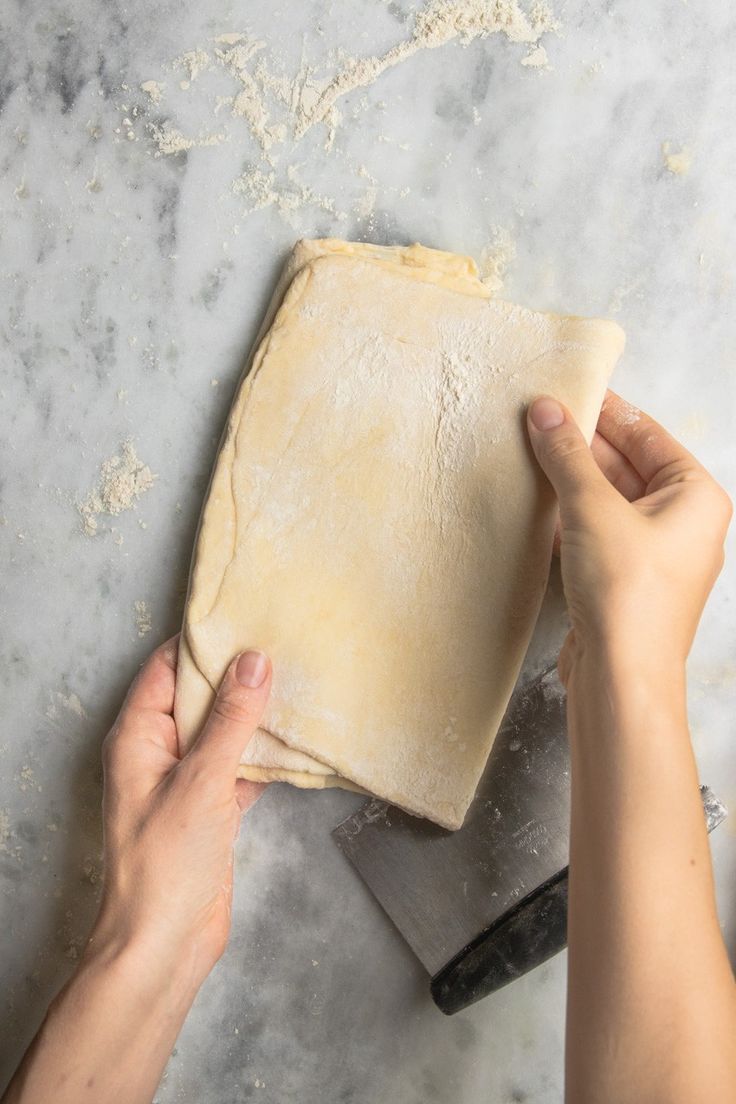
[91,636,272,988]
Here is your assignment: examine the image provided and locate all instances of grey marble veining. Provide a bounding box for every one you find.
[1,2,735,1102]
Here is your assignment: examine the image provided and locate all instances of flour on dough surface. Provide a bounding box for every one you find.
[175,239,623,829]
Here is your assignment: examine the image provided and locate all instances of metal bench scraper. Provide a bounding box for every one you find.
[332,664,727,1015]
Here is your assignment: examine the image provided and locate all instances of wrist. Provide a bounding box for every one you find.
[565,631,688,731]
[568,623,687,689]
[23,902,201,1104]
[82,905,207,1010]
[565,644,690,787]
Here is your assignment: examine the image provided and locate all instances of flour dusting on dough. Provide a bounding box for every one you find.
[176,240,623,829]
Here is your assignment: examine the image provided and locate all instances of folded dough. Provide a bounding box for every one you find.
[174,239,624,829]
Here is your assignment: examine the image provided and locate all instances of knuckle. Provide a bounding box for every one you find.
[650,457,704,493]
[180,756,232,806]
[180,754,215,791]
[211,692,254,727]
[544,432,586,465]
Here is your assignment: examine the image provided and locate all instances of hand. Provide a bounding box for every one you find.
[92,637,272,987]
[1,640,273,1104]
[526,391,732,685]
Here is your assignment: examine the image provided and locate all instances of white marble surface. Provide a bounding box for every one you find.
[1,1,735,1101]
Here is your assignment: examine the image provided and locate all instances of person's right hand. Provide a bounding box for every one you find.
[526,390,732,685]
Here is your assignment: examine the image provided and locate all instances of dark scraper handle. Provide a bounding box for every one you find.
[431,786,727,1016]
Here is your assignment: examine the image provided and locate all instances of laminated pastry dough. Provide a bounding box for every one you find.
[174,239,624,830]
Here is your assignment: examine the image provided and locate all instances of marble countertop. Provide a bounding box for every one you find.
[1,1,735,1101]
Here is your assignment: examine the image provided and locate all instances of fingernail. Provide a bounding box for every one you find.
[236,650,268,688]
[530,397,565,431]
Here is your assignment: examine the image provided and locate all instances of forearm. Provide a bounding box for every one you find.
[564,642,736,1104]
[3,925,201,1104]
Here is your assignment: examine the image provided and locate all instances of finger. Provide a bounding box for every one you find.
[124,635,180,717]
[105,636,181,768]
[187,650,272,778]
[235,777,267,815]
[527,397,613,524]
[591,431,647,502]
[597,391,701,487]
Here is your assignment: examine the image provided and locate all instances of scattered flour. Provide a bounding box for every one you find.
[662,141,692,176]
[215,37,289,150]
[293,0,558,137]
[353,183,379,221]
[140,80,164,104]
[479,225,517,291]
[121,1,562,236]
[60,692,87,718]
[214,32,248,46]
[148,121,226,156]
[174,48,211,82]
[82,855,102,886]
[17,764,35,792]
[233,164,341,220]
[47,690,88,721]
[79,440,156,536]
[134,599,153,637]
[607,273,645,315]
[521,44,549,68]
[134,0,559,195]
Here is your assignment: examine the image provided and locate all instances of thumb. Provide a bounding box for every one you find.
[527,396,610,524]
[188,650,272,777]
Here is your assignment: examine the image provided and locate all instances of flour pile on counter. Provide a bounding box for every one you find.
[78,440,156,536]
